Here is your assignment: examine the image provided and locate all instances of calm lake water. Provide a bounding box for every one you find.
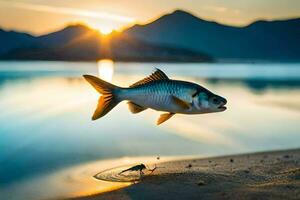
[0,61,300,199]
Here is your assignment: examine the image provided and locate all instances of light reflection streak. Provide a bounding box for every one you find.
[0,77,95,122]
[6,2,134,23]
[160,115,241,148]
[98,59,114,82]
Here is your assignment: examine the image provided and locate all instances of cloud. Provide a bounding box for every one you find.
[203,5,240,15]
[4,1,134,23]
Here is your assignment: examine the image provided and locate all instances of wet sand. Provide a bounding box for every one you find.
[68,149,300,200]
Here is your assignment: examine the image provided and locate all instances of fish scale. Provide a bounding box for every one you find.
[127,81,190,113]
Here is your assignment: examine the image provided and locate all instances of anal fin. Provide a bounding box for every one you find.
[128,101,147,114]
[157,113,175,125]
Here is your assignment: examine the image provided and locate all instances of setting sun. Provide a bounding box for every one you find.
[99,27,113,35]
[90,23,116,35]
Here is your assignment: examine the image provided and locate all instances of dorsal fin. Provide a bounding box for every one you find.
[130,68,169,88]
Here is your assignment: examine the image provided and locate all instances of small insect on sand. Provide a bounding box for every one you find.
[118,164,158,177]
[83,68,227,125]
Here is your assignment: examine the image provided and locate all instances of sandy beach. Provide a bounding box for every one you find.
[68,149,300,200]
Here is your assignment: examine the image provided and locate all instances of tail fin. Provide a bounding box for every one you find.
[83,75,121,120]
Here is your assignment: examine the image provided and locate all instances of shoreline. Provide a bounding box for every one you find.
[67,149,300,200]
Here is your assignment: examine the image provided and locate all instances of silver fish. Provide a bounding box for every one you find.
[83,68,227,125]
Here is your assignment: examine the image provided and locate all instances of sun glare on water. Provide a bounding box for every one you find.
[98,59,114,82]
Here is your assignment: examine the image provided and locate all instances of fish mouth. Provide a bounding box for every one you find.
[218,105,227,111]
[218,101,227,111]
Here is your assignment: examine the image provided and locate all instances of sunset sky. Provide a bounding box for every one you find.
[0,0,299,35]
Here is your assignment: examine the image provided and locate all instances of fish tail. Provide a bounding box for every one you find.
[83,75,122,120]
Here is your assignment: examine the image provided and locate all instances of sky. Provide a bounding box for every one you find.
[0,0,299,35]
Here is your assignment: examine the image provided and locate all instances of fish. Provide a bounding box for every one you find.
[83,68,227,125]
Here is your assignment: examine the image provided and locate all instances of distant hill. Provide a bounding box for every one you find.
[0,29,35,55]
[125,10,300,61]
[0,24,211,62]
[0,10,299,62]
[36,24,92,48]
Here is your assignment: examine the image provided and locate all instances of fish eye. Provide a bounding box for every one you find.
[212,98,219,104]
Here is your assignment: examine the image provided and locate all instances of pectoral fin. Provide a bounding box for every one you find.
[172,96,191,110]
[128,101,147,114]
[157,113,175,125]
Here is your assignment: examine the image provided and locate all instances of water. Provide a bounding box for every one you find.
[0,61,300,199]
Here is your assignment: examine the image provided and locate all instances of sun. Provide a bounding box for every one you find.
[99,27,113,35]
[87,21,119,35]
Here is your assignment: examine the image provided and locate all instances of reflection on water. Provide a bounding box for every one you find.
[0,61,299,200]
[98,59,114,82]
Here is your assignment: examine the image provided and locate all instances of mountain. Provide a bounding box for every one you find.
[1,10,299,62]
[125,10,300,61]
[0,29,35,55]
[0,24,211,62]
[36,24,93,47]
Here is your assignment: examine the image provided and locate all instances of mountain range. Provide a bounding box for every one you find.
[0,10,299,62]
